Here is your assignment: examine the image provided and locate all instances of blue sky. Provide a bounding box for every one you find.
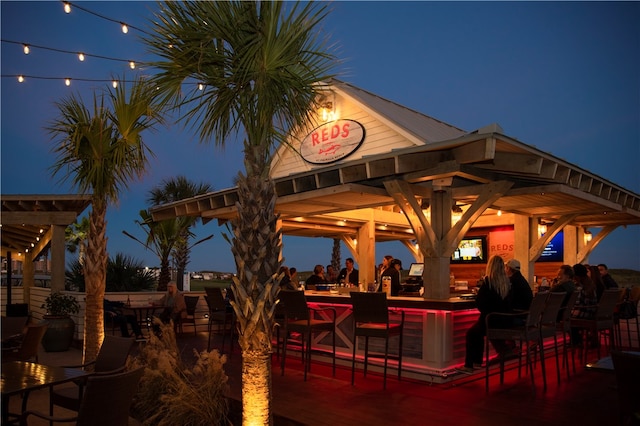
[2,1,639,273]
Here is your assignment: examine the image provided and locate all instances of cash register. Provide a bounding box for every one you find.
[400,263,423,295]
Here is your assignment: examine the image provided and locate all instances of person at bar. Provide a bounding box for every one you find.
[505,259,533,312]
[305,265,327,288]
[379,255,401,296]
[459,255,513,373]
[337,257,359,286]
[325,264,338,283]
[597,263,618,290]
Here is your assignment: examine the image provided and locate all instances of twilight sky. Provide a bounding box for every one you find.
[1,1,639,273]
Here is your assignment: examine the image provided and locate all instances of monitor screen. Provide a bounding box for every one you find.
[408,263,424,277]
[451,236,487,264]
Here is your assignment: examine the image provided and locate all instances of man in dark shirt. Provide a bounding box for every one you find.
[337,257,359,286]
[505,259,533,311]
[597,263,618,289]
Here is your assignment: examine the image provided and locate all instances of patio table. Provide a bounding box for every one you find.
[1,361,91,424]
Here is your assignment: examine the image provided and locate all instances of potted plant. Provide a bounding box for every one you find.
[41,292,81,352]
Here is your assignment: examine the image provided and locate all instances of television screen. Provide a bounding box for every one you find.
[538,231,564,262]
[451,236,487,264]
[408,263,424,277]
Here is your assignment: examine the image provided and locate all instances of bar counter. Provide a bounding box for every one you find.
[302,290,480,383]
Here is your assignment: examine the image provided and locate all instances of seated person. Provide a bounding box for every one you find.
[305,264,327,288]
[154,281,187,325]
[104,299,144,339]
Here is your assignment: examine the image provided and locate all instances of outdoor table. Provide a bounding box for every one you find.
[1,361,91,424]
[122,305,162,336]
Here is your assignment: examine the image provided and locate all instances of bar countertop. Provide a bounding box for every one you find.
[303,290,477,311]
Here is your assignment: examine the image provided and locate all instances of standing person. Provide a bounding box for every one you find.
[460,255,513,373]
[379,255,401,296]
[155,281,187,325]
[337,257,359,286]
[325,265,338,283]
[597,264,619,289]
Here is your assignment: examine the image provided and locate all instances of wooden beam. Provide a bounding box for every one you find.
[451,137,496,164]
[1,211,79,225]
[529,214,578,261]
[577,225,618,263]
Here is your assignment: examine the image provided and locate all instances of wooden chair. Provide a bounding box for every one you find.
[204,287,236,353]
[610,350,640,426]
[350,292,404,389]
[1,323,47,363]
[485,291,548,393]
[50,336,135,414]
[571,289,621,364]
[280,290,336,381]
[21,367,144,426]
[179,295,200,336]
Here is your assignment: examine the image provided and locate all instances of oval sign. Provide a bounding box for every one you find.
[300,119,365,165]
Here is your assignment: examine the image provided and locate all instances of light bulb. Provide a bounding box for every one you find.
[112,80,118,88]
[121,23,129,34]
[64,2,71,13]
[78,53,85,61]
[129,61,135,69]
[497,210,502,216]
[23,45,30,54]
[18,75,24,83]
[65,78,71,86]
[198,83,204,90]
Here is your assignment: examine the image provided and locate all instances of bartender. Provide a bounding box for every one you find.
[380,256,401,296]
[337,258,359,286]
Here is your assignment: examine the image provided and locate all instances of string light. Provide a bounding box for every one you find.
[112,80,118,88]
[62,1,154,37]
[23,44,30,54]
[65,78,71,86]
[18,75,24,83]
[198,83,204,90]
[129,61,135,69]
[78,52,85,61]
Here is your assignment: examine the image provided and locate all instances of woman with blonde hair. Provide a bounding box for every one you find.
[459,255,514,373]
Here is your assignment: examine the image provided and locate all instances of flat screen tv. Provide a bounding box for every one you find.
[538,231,564,262]
[451,236,487,264]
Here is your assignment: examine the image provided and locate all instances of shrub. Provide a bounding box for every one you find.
[42,292,80,316]
[129,320,230,425]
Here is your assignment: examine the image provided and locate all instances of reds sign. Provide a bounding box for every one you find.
[299,119,365,164]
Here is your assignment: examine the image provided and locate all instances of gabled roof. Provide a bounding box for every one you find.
[330,78,466,143]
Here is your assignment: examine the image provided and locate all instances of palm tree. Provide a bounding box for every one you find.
[123,209,213,291]
[48,78,162,362]
[144,2,336,423]
[331,238,341,273]
[65,215,90,265]
[147,176,212,290]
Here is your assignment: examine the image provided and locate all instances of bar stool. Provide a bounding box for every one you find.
[279,290,336,381]
[204,287,236,353]
[350,292,405,389]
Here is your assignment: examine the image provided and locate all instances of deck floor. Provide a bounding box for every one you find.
[9,321,637,426]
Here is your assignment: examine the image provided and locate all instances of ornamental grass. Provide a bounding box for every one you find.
[129,320,231,426]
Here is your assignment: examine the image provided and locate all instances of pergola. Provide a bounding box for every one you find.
[150,80,640,299]
[1,194,91,304]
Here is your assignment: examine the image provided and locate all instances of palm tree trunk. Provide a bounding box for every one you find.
[230,165,282,425]
[83,201,108,363]
[241,350,273,425]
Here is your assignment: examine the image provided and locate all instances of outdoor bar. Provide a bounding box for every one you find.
[146,79,640,383]
[4,79,639,385]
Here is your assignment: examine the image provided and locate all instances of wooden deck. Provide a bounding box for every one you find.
[11,326,631,426]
